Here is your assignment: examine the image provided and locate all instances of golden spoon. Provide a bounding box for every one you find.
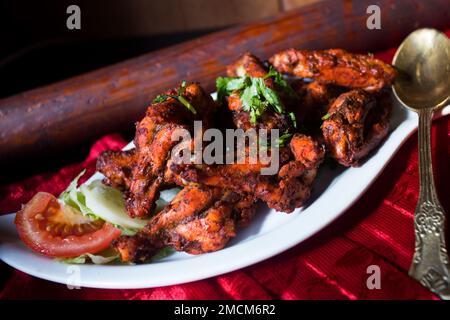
[392,28,450,299]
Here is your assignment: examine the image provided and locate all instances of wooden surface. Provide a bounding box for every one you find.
[0,0,449,164]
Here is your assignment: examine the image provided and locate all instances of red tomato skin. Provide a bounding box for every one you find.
[15,192,122,258]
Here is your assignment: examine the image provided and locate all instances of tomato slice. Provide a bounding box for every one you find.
[15,192,121,258]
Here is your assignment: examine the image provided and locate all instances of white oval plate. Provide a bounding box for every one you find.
[1,96,448,289]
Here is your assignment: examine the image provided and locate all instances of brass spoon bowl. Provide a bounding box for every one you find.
[392,28,450,299]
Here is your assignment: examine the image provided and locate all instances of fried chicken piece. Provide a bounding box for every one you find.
[97,83,217,218]
[226,52,293,133]
[231,193,257,227]
[322,90,391,167]
[267,134,325,210]
[267,134,324,210]
[291,80,344,129]
[174,134,324,213]
[270,49,396,92]
[97,147,188,196]
[287,133,326,170]
[141,185,232,255]
[126,83,217,218]
[97,149,135,191]
[113,184,256,262]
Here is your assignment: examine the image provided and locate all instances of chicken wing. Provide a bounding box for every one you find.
[113,184,256,262]
[97,83,217,218]
[321,90,391,166]
[270,49,396,92]
[271,50,396,166]
[96,149,135,191]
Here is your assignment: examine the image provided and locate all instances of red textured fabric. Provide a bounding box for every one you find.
[1,32,450,300]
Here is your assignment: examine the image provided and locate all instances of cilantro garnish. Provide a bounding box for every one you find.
[153,81,197,114]
[275,133,293,147]
[216,68,297,126]
[153,94,170,103]
[321,113,331,120]
[265,66,298,99]
[289,112,297,128]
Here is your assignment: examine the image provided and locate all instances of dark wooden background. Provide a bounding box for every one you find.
[0,0,449,175]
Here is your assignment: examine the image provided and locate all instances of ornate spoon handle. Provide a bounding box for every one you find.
[409,109,450,299]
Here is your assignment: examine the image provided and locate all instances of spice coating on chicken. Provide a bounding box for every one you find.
[96,149,135,191]
[97,83,217,218]
[270,49,396,92]
[321,90,391,166]
[113,184,255,263]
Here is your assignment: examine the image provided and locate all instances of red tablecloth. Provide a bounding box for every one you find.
[1,32,449,300]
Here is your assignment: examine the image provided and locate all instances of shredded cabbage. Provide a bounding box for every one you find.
[81,180,148,231]
[59,171,148,234]
[59,247,174,264]
[58,170,180,264]
[57,247,119,264]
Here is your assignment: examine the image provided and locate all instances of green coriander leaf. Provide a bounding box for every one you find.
[153,94,170,103]
[216,77,232,103]
[215,76,249,103]
[275,133,293,147]
[289,112,297,128]
[215,70,293,125]
[265,66,298,99]
[264,67,277,79]
[226,77,248,91]
[255,78,284,113]
[321,113,331,120]
[240,83,259,113]
[178,80,187,95]
[154,83,197,114]
[178,95,197,114]
[248,97,268,125]
[249,109,258,125]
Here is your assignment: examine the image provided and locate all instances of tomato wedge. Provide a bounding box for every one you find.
[15,192,121,258]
